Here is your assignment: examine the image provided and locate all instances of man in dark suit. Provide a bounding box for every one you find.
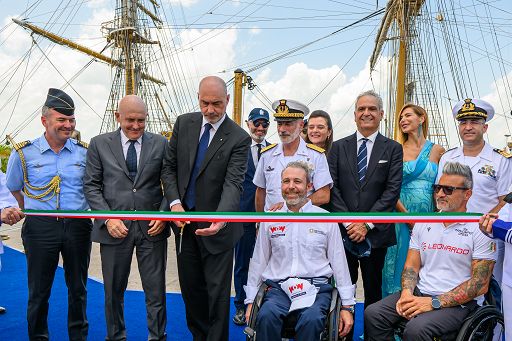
[328,90,402,339]
[232,107,271,326]
[83,95,170,341]
[161,76,251,341]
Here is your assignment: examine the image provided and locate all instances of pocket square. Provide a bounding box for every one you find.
[378,160,388,164]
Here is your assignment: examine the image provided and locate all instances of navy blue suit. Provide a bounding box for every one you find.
[234,141,269,310]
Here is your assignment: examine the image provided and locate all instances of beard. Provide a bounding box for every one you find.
[250,131,264,143]
[279,128,300,144]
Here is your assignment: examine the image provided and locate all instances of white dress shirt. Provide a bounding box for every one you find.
[250,140,265,167]
[120,129,142,166]
[200,113,226,146]
[356,130,379,168]
[244,200,356,305]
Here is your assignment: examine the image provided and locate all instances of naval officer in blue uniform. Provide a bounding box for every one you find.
[6,88,92,341]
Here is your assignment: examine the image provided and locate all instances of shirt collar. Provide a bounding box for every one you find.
[284,199,312,213]
[251,138,267,148]
[201,113,226,132]
[39,133,73,153]
[120,129,143,145]
[356,130,378,143]
[479,142,493,161]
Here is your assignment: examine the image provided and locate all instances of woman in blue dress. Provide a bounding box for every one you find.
[382,104,445,297]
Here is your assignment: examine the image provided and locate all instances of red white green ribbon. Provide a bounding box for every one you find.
[24,210,482,223]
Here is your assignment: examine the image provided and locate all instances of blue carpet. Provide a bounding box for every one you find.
[0,246,364,340]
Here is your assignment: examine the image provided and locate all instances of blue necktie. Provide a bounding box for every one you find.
[126,140,137,181]
[357,138,368,182]
[184,123,212,209]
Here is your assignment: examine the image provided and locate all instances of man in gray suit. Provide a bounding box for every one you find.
[161,76,251,341]
[84,95,170,341]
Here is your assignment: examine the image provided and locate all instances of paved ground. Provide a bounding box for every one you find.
[2,219,364,300]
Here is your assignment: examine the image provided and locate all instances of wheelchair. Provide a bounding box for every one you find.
[394,290,504,341]
[243,281,344,341]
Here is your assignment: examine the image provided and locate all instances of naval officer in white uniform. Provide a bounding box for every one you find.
[436,98,511,285]
[253,99,332,212]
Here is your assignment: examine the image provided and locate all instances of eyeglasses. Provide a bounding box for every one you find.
[253,120,269,128]
[432,184,469,195]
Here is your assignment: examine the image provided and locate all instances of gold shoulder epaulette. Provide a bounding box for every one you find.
[493,148,512,158]
[13,140,31,151]
[306,143,325,153]
[261,143,277,154]
[76,140,89,149]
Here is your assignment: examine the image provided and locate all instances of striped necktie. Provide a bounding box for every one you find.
[357,138,368,182]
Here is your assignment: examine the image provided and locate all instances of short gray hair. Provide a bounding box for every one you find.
[41,105,50,117]
[442,162,473,189]
[355,90,383,111]
[282,161,312,183]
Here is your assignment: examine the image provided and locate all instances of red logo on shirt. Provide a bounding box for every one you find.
[421,242,469,255]
[270,225,286,233]
[288,283,304,294]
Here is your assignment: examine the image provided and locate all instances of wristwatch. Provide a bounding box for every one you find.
[431,296,441,310]
[340,306,355,314]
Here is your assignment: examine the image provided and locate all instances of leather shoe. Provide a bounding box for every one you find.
[0,306,6,314]
[232,307,246,325]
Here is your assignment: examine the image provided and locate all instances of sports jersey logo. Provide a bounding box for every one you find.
[288,282,304,294]
[455,227,472,237]
[270,225,286,238]
[421,242,470,255]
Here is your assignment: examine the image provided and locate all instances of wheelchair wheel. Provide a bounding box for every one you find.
[325,288,340,341]
[455,305,504,341]
[244,283,269,341]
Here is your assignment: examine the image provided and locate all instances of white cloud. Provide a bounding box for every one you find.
[166,0,199,7]
[249,26,261,35]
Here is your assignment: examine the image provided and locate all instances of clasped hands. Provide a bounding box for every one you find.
[1,207,25,225]
[106,218,166,238]
[396,291,433,319]
[346,223,368,243]
[171,203,225,236]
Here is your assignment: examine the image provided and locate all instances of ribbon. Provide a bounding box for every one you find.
[23,210,482,224]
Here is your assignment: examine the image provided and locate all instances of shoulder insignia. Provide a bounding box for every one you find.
[493,148,511,158]
[261,143,277,154]
[306,143,325,153]
[76,140,89,149]
[12,140,31,151]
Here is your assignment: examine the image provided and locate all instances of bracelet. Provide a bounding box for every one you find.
[340,306,355,314]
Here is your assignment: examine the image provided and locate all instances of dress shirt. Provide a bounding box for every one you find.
[6,134,89,210]
[120,129,142,166]
[250,139,265,166]
[200,113,226,146]
[0,171,18,208]
[244,200,356,306]
[356,130,379,168]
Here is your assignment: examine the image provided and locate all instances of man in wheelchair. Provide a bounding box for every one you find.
[244,161,356,340]
[365,162,497,340]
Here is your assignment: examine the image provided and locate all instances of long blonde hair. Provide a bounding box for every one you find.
[397,103,429,144]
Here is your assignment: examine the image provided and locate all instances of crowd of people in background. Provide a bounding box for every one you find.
[0,75,511,341]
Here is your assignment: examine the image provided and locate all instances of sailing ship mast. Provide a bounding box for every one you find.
[370,0,449,148]
[13,0,186,137]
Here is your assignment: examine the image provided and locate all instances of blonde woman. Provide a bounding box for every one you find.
[382,104,445,297]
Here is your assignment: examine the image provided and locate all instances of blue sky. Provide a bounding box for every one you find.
[0,0,511,147]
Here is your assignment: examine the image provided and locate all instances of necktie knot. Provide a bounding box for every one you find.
[204,123,212,132]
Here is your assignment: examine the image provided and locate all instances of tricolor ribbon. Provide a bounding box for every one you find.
[24,210,482,223]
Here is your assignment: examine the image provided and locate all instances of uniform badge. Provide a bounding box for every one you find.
[266,165,275,172]
[477,164,496,179]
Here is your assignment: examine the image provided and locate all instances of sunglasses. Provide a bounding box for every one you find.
[253,120,269,128]
[432,184,468,195]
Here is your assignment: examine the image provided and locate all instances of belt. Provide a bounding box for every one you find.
[278,276,330,285]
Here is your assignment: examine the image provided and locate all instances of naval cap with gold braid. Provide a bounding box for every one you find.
[44,88,75,116]
[271,99,309,121]
[452,98,494,122]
